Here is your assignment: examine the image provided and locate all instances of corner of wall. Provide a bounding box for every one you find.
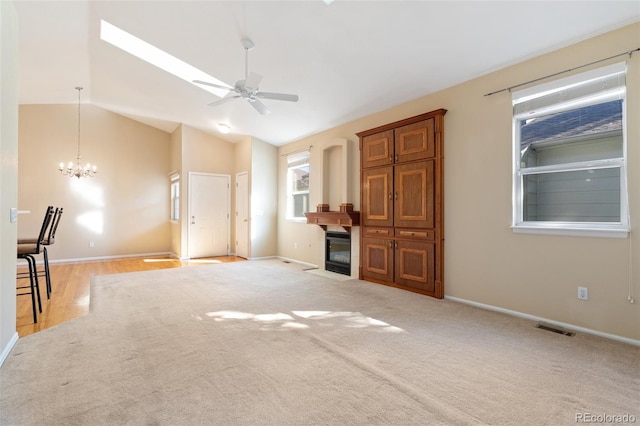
[0,0,19,363]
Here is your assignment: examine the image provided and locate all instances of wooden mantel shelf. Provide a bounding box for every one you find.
[305,204,360,233]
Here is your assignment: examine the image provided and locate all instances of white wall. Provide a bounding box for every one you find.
[0,0,19,365]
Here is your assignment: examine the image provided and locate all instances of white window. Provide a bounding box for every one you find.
[512,62,628,238]
[170,174,180,221]
[287,151,310,220]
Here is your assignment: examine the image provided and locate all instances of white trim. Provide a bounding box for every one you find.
[247,255,278,261]
[17,251,176,266]
[512,63,628,234]
[235,171,250,260]
[519,158,623,175]
[511,225,629,238]
[276,256,318,269]
[188,172,231,259]
[287,217,307,223]
[0,332,19,367]
[445,295,640,347]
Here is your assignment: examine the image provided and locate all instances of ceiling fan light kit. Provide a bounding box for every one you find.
[194,38,299,116]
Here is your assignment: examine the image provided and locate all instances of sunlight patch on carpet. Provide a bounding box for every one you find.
[205,310,405,333]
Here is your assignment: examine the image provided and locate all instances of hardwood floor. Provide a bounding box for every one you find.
[16,255,245,338]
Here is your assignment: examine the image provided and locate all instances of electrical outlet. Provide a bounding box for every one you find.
[578,286,588,300]
[89,241,95,248]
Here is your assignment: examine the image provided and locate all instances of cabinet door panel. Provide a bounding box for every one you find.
[362,167,394,227]
[362,237,394,283]
[395,240,435,293]
[394,161,434,228]
[395,119,435,163]
[362,130,394,168]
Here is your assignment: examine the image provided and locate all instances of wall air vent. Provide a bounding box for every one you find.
[536,322,576,336]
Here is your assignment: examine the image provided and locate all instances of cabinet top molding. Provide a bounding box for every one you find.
[356,108,447,138]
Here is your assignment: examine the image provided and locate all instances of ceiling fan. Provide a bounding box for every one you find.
[194,38,299,115]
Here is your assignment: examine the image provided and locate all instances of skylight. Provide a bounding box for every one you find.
[100,20,229,98]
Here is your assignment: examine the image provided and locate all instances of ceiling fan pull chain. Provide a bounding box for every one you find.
[245,46,249,82]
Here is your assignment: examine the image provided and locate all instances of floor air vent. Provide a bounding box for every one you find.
[536,322,575,336]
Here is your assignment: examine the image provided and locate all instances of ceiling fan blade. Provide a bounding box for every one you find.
[208,95,241,107]
[244,72,263,91]
[249,98,270,115]
[256,92,299,102]
[193,79,233,91]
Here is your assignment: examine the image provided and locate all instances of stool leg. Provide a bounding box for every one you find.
[25,256,38,323]
[43,247,51,299]
[28,255,43,314]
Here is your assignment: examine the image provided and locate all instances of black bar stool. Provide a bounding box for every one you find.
[17,206,54,323]
[18,207,63,298]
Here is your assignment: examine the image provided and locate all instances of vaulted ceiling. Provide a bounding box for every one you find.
[14,1,640,146]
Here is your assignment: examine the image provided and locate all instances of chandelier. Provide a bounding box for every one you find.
[58,87,97,178]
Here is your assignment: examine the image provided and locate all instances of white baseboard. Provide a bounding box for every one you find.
[0,332,19,367]
[247,255,277,261]
[445,295,640,347]
[276,256,318,269]
[17,252,176,266]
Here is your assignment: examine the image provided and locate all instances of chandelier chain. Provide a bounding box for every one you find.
[76,86,81,160]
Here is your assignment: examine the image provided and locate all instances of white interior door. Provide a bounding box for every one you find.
[235,172,249,259]
[189,173,229,258]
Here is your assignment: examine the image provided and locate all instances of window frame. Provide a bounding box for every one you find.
[286,151,310,222]
[511,62,629,238]
[170,174,180,222]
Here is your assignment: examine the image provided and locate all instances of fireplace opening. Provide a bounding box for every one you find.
[325,232,351,276]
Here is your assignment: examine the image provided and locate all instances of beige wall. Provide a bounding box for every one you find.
[18,104,172,260]
[277,23,640,341]
[0,0,19,363]
[277,137,360,267]
[169,126,182,257]
[232,136,278,259]
[250,138,278,258]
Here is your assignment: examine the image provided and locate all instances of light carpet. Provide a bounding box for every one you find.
[1,259,638,425]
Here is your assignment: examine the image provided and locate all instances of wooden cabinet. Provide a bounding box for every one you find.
[358,109,446,298]
[362,166,393,227]
[362,237,394,283]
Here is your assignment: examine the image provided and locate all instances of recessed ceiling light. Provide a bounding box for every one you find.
[100,20,229,98]
[218,123,231,134]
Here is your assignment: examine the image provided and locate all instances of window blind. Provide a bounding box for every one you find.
[287,150,310,168]
[513,62,626,118]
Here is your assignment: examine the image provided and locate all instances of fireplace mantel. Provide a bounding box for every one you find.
[305,204,360,233]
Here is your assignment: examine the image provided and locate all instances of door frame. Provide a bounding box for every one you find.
[235,171,249,259]
[187,172,230,259]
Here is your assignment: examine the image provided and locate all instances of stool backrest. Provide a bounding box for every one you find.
[36,206,55,252]
[44,207,63,245]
